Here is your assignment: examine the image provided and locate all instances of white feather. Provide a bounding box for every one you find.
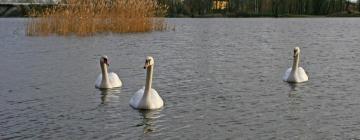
[95,72,122,89]
[130,87,164,110]
[283,67,309,83]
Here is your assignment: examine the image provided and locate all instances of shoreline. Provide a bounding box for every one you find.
[167,13,360,18]
[1,7,360,18]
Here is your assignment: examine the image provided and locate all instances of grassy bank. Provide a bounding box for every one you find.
[26,0,168,36]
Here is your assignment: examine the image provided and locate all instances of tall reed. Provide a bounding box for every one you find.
[27,0,168,36]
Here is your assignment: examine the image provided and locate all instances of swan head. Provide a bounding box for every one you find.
[100,55,109,66]
[293,47,300,57]
[144,56,154,69]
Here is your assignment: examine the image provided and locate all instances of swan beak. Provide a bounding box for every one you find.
[293,50,298,57]
[104,59,109,66]
[294,52,299,57]
[144,60,150,69]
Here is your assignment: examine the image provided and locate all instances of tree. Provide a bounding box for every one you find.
[345,0,350,13]
[272,0,279,16]
[313,0,324,14]
[160,0,359,17]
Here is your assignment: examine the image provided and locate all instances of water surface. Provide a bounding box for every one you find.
[1,18,360,139]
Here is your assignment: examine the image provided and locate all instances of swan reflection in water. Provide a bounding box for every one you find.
[286,82,307,111]
[287,82,307,98]
[99,88,121,104]
[287,83,298,98]
[136,109,163,134]
[285,82,308,135]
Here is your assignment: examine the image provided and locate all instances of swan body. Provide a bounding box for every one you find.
[130,56,164,110]
[130,87,164,109]
[283,67,308,82]
[95,56,122,89]
[283,47,309,83]
[95,72,122,88]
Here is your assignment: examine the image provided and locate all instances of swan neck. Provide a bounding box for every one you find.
[292,54,300,70]
[144,65,153,96]
[101,63,109,84]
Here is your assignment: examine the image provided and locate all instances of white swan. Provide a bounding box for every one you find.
[283,47,309,83]
[130,56,164,110]
[95,55,122,89]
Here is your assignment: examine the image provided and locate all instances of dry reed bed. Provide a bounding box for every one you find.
[27,0,168,36]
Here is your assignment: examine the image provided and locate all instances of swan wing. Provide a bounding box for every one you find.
[95,74,102,88]
[109,72,122,88]
[129,87,164,109]
[298,67,309,82]
[130,87,145,108]
[283,68,292,81]
[149,89,164,109]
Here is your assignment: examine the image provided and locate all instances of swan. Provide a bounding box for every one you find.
[283,47,309,83]
[130,56,164,110]
[95,55,122,89]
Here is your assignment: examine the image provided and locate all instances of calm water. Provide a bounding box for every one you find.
[1,18,360,139]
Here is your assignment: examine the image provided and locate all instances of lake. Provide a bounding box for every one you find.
[1,18,360,139]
